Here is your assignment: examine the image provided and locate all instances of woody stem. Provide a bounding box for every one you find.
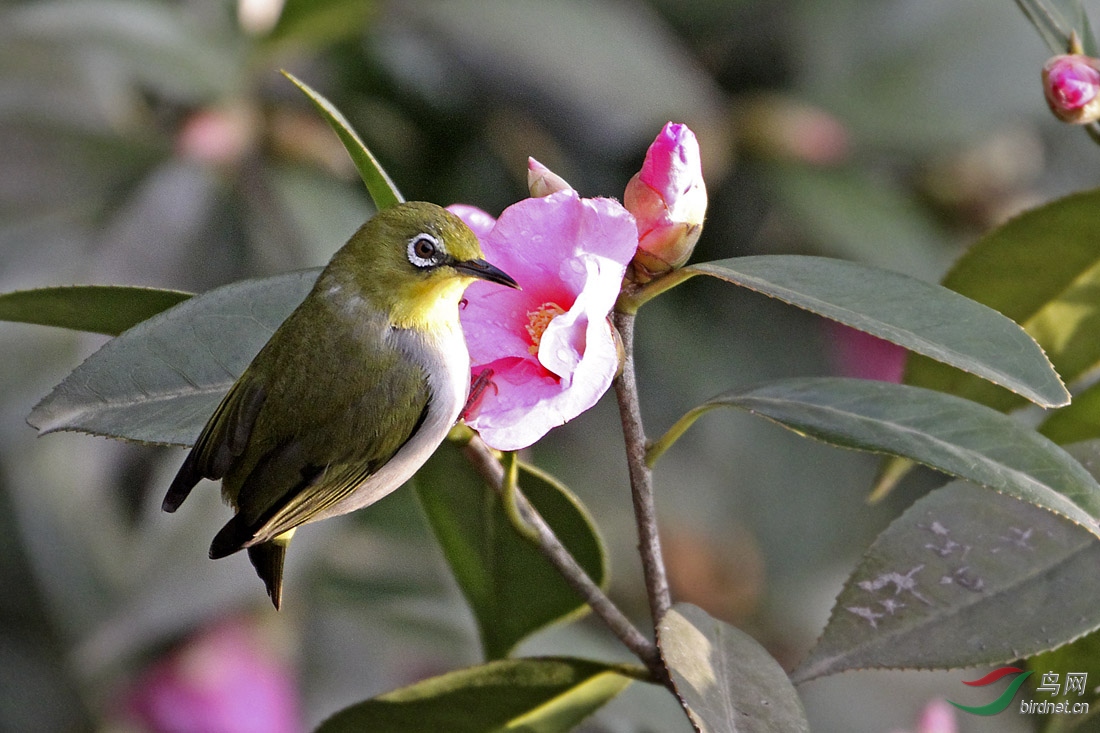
[461,435,669,685]
[612,310,672,629]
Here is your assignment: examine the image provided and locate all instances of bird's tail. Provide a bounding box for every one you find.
[246,530,295,610]
[162,453,201,512]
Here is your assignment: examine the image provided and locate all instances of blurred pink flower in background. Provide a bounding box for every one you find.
[737,94,850,165]
[120,618,300,733]
[624,122,707,282]
[826,322,907,383]
[450,189,637,451]
[176,106,257,166]
[888,698,958,733]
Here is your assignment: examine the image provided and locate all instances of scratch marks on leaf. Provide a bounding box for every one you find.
[938,566,985,592]
[857,564,932,605]
[921,519,971,558]
[999,526,1035,550]
[848,564,932,626]
[846,606,886,628]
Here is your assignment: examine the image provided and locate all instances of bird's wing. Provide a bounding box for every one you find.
[205,302,435,558]
[208,398,430,557]
[162,376,266,512]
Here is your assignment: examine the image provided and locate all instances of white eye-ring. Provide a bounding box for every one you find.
[407,233,443,269]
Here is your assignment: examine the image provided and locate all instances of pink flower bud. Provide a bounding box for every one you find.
[1042,54,1100,123]
[624,122,707,283]
[527,157,573,197]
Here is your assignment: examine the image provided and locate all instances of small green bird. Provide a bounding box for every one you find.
[162,202,517,608]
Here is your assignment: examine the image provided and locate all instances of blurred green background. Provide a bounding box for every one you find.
[0,0,1090,730]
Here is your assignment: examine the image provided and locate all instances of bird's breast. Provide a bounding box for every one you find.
[305,322,470,521]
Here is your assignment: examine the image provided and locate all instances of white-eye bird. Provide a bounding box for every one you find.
[162,202,518,608]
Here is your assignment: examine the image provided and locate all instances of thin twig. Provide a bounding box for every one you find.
[611,310,672,627]
[460,435,669,685]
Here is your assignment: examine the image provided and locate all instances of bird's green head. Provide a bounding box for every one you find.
[329,201,517,331]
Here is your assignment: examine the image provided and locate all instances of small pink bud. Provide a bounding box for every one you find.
[1042,54,1100,123]
[527,157,573,197]
[624,122,707,283]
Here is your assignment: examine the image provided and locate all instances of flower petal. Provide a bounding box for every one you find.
[447,203,497,240]
[458,189,637,450]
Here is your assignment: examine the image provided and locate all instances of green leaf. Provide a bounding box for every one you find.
[0,285,191,336]
[659,603,809,733]
[1027,629,1100,732]
[27,270,318,446]
[315,657,634,733]
[794,479,1100,682]
[282,70,404,210]
[415,443,607,660]
[654,255,1067,408]
[665,377,1100,536]
[906,188,1100,412]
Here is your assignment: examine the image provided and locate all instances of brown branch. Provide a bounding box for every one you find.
[612,310,672,626]
[460,434,669,685]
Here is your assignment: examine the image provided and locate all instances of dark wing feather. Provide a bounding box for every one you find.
[203,293,433,555]
[162,379,266,512]
[212,400,431,556]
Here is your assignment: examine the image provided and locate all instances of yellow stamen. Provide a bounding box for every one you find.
[526,302,566,355]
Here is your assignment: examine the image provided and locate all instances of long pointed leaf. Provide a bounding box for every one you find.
[282,70,404,209]
[795,478,1100,681]
[28,270,319,446]
[658,256,1067,408]
[315,657,634,733]
[659,604,809,733]
[676,377,1100,536]
[0,285,191,336]
[905,188,1100,413]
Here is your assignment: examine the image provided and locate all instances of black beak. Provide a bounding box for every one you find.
[455,258,520,289]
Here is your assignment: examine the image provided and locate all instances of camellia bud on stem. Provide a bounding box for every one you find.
[624,122,707,284]
[1042,52,1100,124]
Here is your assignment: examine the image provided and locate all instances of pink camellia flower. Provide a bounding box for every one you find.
[450,189,638,451]
[120,618,300,733]
[623,122,707,283]
[1042,53,1100,123]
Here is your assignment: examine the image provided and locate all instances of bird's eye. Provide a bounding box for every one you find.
[407,233,443,269]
